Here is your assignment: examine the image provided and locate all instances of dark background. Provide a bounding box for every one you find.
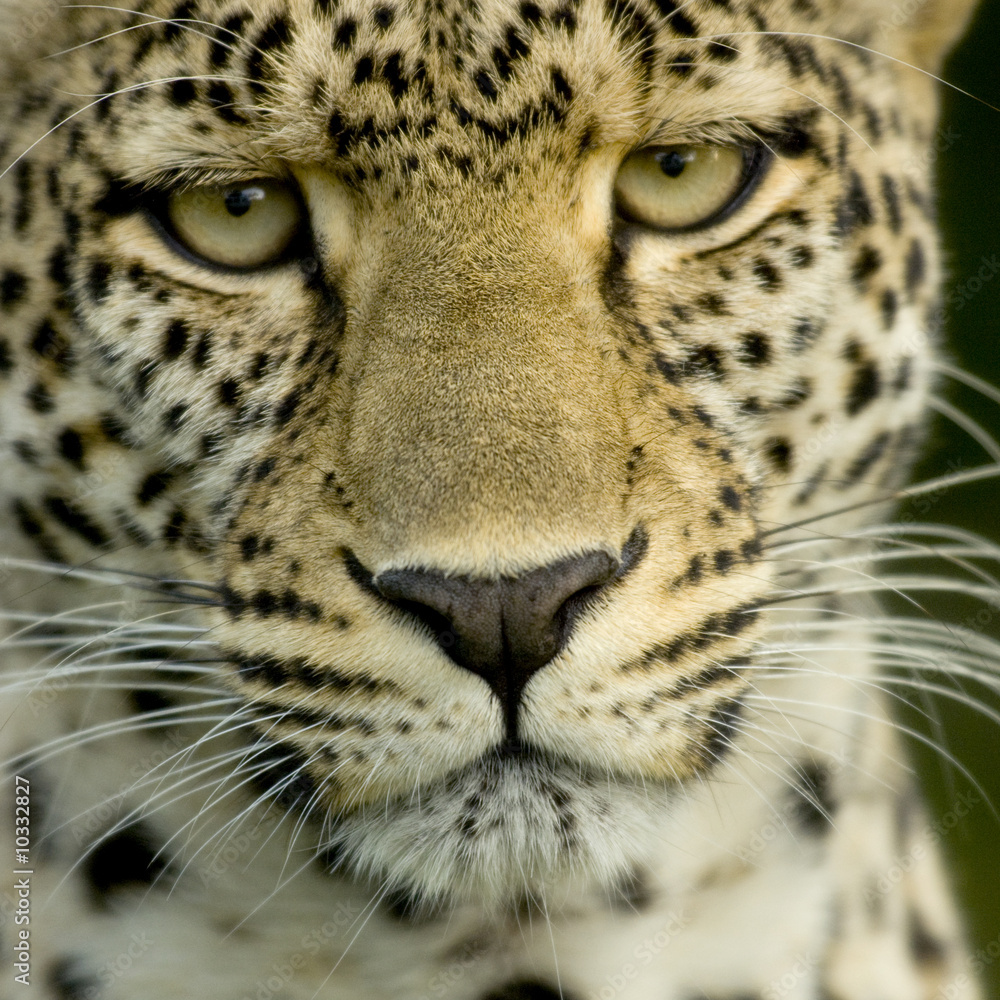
[906,0,1000,989]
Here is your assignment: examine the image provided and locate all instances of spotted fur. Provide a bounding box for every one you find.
[0,0,989,997]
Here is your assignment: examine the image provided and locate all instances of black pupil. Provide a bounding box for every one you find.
[224,187,261,218]
[656,150,691,179]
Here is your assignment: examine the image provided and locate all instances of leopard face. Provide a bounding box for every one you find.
[0,0,980,909]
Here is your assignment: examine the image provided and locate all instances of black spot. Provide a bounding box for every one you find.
[57,429,85,469]
[254,456,277,481]
[191,333,212,368]
[48,957,99,1000]
[240,535,261,561]
[99,413,127,444]
[612,867,653,911]
[836,171,873,235]
[169,78,197,105]
[333,17,357,49]
[44,496,110,548]
[692,406,714,427]
[255,15,290,57]
[696,292,727,315]
[689,344,724,377]
[251,590,279,616]
[550,68,573,103]
[700,697,744,767]
[12,499,63,561]
[752,259,781,291]
[739,332,771,366]
[84,822,168,907]
[29,320,73,373]
[383,52,409,98]
[881,174,902,232]
[383,885,432,921]
[13,160,34,232]
[163,0,196,41]
[218,378,240,407]
[719,486,741,512]
[790,762,837,834]
[793,462,828,506]
[758,111,816,158]
[553,4,577,31]
[519,2,544,24]
[840,431,891,486]
[137,471,173,506]
[777,376,812,410]
[129,687,175,715]
[248,741,318,811]
[158,321,190,363]
[603,0,656,70]
[207,81,247,124]
[651,0,698,36]
[209,13,249,67]
[791,316,820,350]
[353,55,375,85]
[707,37,737,61]
[0,269,28,309]
[479,981,571,1000]
[905,239,926,295]
[87,260,113,303]
[373,5,395,29]
[892,356,913,394]
[249,352,270,380]
[789,244,814,268]
[850,245,882,287]
[880,288,898,330]
[49,246,70,287]
[846,359,881,416]
[908,908,948,965]
[654,353,681,385]
[713,549,735,573]
[274,389,302,426]
[765,437,792,472]
[475,70,498,99]
[237,653,286,686]
[164,403,189,433]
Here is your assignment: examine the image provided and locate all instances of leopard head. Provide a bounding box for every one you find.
[0,0,980,905]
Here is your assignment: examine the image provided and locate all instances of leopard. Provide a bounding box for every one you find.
[0,0,995,997]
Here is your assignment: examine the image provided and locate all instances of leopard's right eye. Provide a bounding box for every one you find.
[614,143,769,232]
[161,179,305,270]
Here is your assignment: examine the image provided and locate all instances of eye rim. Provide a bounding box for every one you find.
[146,177,314,274]
[613,143,772,235]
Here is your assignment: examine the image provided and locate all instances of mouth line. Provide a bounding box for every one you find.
[493,735,532,762]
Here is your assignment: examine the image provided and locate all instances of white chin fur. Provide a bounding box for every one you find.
[326,755,673,909]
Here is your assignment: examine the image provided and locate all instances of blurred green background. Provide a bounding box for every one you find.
[905,0,1000,990]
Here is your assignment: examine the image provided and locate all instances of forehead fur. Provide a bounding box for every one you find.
[2,0,965,192]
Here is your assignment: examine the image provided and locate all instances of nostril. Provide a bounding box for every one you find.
[374,568,503,674]
[500,549,619,671]
[375,574,485,664]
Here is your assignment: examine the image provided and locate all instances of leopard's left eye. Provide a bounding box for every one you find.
[162,179,305,269]
[614,144,768,232]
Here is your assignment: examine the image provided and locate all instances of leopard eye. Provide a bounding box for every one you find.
[163,179,305,269]
[614,144,767,232]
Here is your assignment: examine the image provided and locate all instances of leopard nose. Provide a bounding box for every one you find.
[374,549,621,725]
